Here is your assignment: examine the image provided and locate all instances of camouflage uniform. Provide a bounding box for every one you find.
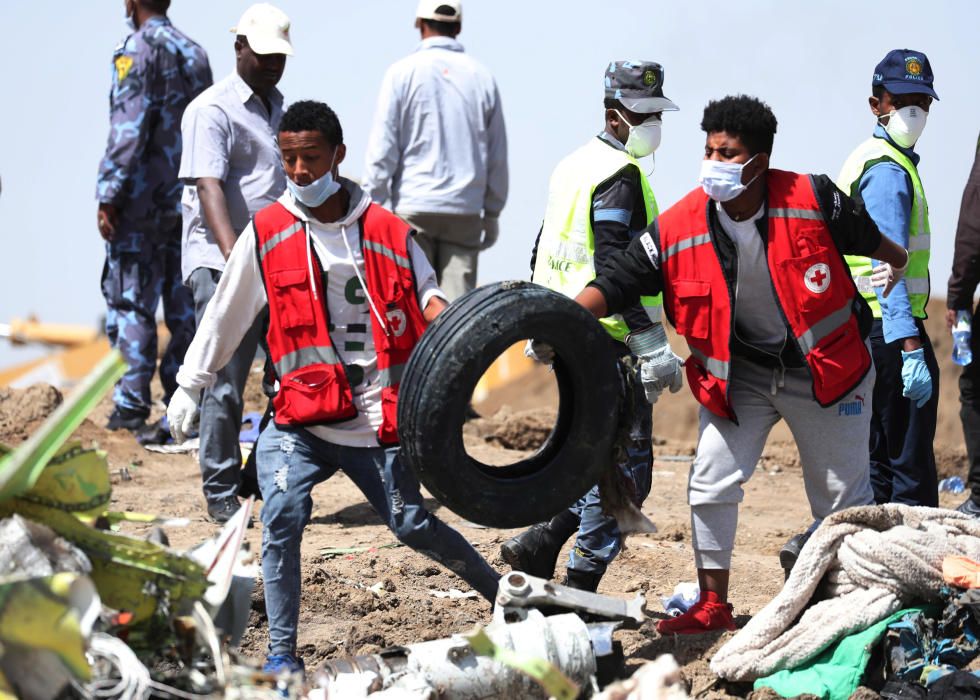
[96,16,212,415]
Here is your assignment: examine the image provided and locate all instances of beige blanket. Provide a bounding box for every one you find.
[710,505,980,681]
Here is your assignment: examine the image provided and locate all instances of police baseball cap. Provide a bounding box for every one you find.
[605,61,679,114]
[416,0,462,22]
[231,3,294,56]
[872,49,939,100]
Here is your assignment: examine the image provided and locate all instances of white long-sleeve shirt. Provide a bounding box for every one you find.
[362,36,508,218]
[177,180,445,447]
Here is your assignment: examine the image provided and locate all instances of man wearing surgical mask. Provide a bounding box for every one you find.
[168,100,500,674]
[502,61,682,593]
[838,49,940,509]
[574,95,910,633]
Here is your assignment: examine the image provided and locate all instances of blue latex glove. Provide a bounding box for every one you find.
[900,348,932,408]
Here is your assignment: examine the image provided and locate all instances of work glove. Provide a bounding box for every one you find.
[167,386,202,443]
[870,250,909,298]
[523,339,555,365]
[900,348,932,408]
[626,324,684,404]
[480,216,499,251]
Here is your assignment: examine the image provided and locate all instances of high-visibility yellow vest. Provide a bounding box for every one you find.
[837,137,930,318]
[532,137,662,342]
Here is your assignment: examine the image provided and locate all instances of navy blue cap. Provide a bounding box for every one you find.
[872,49,939,100]
[605,61,679,113]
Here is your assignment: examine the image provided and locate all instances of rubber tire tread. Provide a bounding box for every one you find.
[398,281,622,527]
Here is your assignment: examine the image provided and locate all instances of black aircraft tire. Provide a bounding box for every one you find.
[397,281,622,528]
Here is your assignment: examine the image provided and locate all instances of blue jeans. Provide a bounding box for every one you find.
[568,366,653,575]
[256,422,500,656]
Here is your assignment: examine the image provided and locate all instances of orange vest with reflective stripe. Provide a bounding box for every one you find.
[254,201,428,445]
[658,169,871,420]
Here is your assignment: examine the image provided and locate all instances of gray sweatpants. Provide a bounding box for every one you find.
[397,212,483,302]
[690,356,875,569]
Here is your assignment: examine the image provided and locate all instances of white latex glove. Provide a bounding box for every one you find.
[627,325,684,404]
[167,386,201,443]
[870,249,909,298]
[523,339,555,364]
[480,216,499,251]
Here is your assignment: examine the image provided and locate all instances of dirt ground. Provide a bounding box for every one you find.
[1,300,972,697]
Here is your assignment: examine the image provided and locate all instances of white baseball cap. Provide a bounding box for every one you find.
[416,0,462,22]
[231,3,294,56]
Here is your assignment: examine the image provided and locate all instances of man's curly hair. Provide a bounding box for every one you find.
[700,95,778,155]
[280,100,344,147]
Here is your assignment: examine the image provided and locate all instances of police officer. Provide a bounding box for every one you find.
[838,49,940,507]
[96,0,212,434]
[500,61,682,592]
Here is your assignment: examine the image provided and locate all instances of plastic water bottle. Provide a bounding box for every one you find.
[939,476,966,494]
[953,310,973,367]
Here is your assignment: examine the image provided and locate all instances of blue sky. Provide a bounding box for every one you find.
[1,0,977,366]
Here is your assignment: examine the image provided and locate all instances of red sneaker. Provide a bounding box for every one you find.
[656,591,737,635]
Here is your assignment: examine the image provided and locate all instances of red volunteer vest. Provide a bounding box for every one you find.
[254,201,428,445]
[658,169,871,420]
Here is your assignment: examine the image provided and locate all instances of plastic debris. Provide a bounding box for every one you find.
[594,654,689,700]
[319,543,403,559]
[429,588,479,599]
[940,476,966,494]
[314,610,597,699]
[661,582,700,618]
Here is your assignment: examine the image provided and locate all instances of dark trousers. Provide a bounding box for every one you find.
[189,267,264,504]
[962,305,980,505]
[868,318,939,507]
[101,229,195,413]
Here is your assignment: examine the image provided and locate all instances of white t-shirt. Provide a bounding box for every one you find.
[177,183,444,447]
[715,202,787,354]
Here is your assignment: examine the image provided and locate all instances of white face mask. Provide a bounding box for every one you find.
[698,154,760,202]
[615,110,662,158]
[881,105,928,149]
[286,152,341,208]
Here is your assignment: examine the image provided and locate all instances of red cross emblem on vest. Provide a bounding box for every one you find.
[386,308,407,337]
[804,263,831,294]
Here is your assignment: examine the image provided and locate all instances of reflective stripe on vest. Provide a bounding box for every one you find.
[838,137,931,318]
[795,300,853,355]
[364,239,412,272]
[662,232,711,262]
[532,137,662,342]
[275,345,340,378]
[259,221,304,262]
[767,207,823,221]
[689,346,730,381]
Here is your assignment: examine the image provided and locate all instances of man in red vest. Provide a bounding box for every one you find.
[167,100,500,674]
[575,95,910,634]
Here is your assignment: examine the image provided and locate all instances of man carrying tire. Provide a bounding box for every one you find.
[575,95,911,633]
[500,61,684,593]
[167,100,500,674]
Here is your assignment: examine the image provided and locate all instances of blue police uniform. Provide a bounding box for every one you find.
[96,15,212,423]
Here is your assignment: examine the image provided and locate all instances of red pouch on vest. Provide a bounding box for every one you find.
[276,364,357,425]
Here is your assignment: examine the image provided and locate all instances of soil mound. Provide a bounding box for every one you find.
[0,384,62,444]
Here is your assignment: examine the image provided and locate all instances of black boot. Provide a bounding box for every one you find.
[564,568,602,593]
[500,510,579,579]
